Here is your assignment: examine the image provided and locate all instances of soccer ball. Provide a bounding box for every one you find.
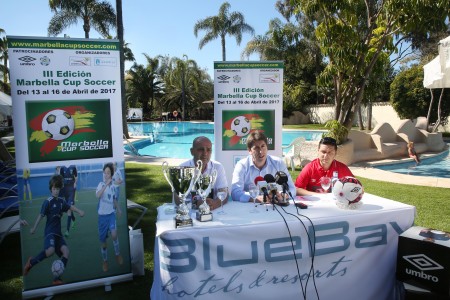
[42,109,75,141]
[51,259,65,277]
[333,176,364,209]
[231,116,251,137]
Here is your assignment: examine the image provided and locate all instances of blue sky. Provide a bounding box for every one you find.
[1,0,281,77]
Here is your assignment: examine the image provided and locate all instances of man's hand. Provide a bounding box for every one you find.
[205,198,221,210]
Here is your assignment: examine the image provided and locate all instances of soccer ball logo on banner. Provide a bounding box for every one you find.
[231,116,251,137]
[333,176,364,209]
[42,109,75,140]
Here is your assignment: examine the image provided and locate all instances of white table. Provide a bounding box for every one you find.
[151,193,415,300]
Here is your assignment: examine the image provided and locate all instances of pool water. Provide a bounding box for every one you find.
[126,122,324,159]
[374,149,450,178]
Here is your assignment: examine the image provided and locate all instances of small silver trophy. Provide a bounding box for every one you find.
[162,160,202,228]
[196,169,217,222]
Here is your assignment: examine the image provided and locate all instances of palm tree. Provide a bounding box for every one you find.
[161,56,212,120]
[123,42,135,62]
[126,54,163,118]
[0,28,9,93]
[194,2,255,61]
[115,0,130,138]
[48,0,116,38]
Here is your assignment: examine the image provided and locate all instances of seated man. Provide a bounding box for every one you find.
[180,136,228,211]
[295,137,354,196]
[231,130,296,203]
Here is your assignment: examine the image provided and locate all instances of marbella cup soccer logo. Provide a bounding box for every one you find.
[41,109,75,141]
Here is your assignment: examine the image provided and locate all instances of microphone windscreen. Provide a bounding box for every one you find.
[275,171,288,184]
[264,174,276,183]
[254,176,264,185]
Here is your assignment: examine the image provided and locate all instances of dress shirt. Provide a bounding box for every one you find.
[231,155,296,202]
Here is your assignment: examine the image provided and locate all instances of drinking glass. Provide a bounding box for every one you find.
[248,184,259,213]
[320,176,331,193]
[216,188,228,215]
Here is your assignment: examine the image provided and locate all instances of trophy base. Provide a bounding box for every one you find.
[174,217,193,228]
[196,211,213,222]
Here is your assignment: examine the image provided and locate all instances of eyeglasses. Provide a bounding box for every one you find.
[320,137,337,145]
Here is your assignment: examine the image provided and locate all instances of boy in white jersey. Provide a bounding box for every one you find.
[96,163,123,272]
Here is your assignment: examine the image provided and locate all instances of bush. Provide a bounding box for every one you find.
[390,65,450,121]
[322,120,348,145]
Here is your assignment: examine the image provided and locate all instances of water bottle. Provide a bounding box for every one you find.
[331,171,339,193]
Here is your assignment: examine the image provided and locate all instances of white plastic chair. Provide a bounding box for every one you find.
[282,137,306,170]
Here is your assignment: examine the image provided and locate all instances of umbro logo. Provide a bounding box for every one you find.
[19,56,36,63]
[403,254,444,271]
[217,75,230,81]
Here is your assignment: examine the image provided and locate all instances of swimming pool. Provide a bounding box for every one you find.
[374,148,450,178]
[126,122,324,159]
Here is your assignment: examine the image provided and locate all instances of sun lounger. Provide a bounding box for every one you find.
[0,215,20,244]
[0,195,19,214]
[127,199,148,230]
[0,197,20,245]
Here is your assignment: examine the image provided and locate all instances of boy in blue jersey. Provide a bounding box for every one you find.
[23,175,85,285]
[59,165,78,237]
[97,163,123,272]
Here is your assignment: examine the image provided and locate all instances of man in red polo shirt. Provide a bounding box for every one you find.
[295,137,354,196]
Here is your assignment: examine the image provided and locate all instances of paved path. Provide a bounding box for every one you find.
[350,165,450,188]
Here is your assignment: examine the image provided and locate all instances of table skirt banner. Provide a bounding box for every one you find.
[151,194,415,300]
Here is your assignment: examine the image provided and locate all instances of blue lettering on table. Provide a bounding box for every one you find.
[160,221,402,272]
[160,256,352,298]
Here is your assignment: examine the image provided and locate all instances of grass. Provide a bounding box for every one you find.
[283,124,326,130]
[0,162,448,299]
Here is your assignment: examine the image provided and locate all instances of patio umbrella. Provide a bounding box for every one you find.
[423,56,444,89]
[438,35,450,87]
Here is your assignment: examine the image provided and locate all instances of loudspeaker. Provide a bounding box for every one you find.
[397,226,450,297]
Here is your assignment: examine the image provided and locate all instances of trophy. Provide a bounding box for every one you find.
[195,170,217,222]
[162,160,202,228]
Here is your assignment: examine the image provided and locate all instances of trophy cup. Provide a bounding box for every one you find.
[196,170,217,222]
[162,160,202,228]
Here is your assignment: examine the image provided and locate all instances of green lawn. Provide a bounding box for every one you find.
[0,162,449,299]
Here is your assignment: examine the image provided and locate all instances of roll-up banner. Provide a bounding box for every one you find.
[213,61,284,184]
[8,36,132,298]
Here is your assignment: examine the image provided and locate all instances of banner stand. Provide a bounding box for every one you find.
[8,36,133,298]
[22,274,133,299]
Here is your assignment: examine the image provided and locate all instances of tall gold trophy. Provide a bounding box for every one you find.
[162,160,202,228]
[196,169,217,222]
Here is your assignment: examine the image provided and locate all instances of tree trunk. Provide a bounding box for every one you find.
[181,73,186,121]
[426,89,434,132]
[358,104,364,130]
[221,35,226,61]
[432,88,445,132]
[367,101,372,131]
[116,0,129,138]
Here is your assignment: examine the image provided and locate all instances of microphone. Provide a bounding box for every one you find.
[254,176,268,202]
[263,174,279,205]
[263,174,276,183]
[274,171,292,206]
[275,171,290,197]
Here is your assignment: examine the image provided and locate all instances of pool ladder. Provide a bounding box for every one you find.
[123,134,140,156]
